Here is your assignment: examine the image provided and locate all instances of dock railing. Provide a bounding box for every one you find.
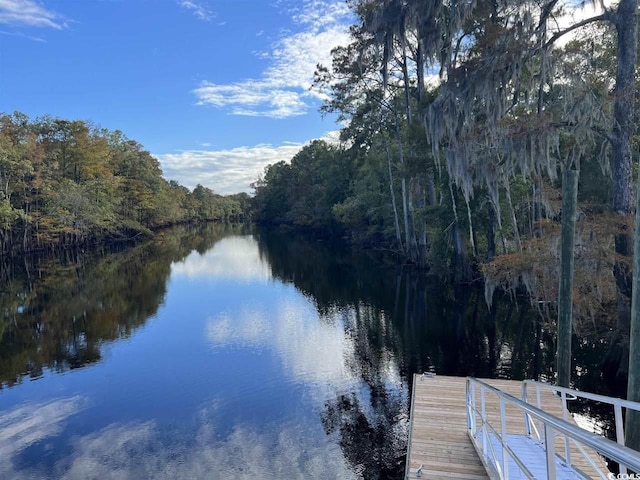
[522,380,640,476]
[466,377,640,479]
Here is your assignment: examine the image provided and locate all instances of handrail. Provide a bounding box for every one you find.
[523,380,640,413]
[466,377,640,477]
[468,396,535,478]
[523,379,640,475]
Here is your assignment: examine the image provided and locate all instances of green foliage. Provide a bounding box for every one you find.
[256,0,633,288]
[253,141,351,235]
[0,112,248,254]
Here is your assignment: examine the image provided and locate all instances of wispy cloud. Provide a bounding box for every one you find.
[193,0,353,119]
[178,0,215,22]
[0,29,46,42]
[0,0,67,29]
[194,82,307,119]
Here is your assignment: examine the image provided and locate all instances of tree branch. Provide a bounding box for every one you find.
[536,0,561,33]
[592,125,615,144]
[541,12,610,51]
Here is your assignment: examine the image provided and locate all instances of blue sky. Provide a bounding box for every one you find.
[0,0,353,194]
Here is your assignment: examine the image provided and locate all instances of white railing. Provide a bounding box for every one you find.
[466,377,640,479]
[522,380,640,476]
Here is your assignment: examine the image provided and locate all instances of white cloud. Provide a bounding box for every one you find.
[193,0,353,118]
[178,0,215,22]
[155,130,341,194]
[0,0,67,29]
[155,142,303,195]
[0,29,45,42]
[288,0,352,32]
[194,82,307,119]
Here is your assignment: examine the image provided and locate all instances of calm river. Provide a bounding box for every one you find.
[0,224,611,479]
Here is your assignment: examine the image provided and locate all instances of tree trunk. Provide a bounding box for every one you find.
[627,166,640,451]
[503,180,522,252]
[557,169,579,388]
[416,182,428,268]
[426,168,436,206]
[416,37,425,104]
[385,143,404,252]
[451,197,471,284]
[612,0,638,449]
[400,33,413,125]
[395,116,416,262]
[487,200,496,261]
[609,0,636,334]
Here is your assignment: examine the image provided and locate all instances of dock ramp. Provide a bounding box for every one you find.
[405,375,640,479]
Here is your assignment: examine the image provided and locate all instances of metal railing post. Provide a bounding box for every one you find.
[536,384,543,441]
[561,390,571,466]
[522,381,531,436]
[482,386,487,457]
[500,397,509,480]
[467,378,472,431]
[471,380,477,434]
[545,423,557,479]
[615,404,627,475]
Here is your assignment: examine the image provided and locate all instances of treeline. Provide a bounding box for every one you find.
[252,0,634,329]
[0,112,250,254]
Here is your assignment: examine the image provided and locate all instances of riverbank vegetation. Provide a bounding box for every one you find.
[251,0,639,425]
[0,112,249,255]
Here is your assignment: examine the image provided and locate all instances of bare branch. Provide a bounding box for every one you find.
[541,12,610,51]
[536,0,561,33]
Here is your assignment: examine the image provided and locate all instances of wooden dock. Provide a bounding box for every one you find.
[404,375,610,479]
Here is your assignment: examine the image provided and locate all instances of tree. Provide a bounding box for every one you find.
[0,112,249,253]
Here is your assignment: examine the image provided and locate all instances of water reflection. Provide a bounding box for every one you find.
[0,225,617,479]
[0,396,85,463]
[206,301,357,387]
[171,236,272,282]
[0,224,239,388]
[0,403,357,480]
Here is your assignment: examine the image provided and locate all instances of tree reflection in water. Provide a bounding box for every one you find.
[0,225,620,478]
[256,228,619,476]
[0,224,246,389]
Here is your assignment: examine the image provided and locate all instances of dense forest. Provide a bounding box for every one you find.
[0,112,250,255]
[252,2,630,318]
[251,0,640,438]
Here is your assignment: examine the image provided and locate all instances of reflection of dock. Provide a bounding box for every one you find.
[404,375,627,479]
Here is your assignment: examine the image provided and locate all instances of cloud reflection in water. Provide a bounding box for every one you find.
[170,236,272,283]
[206,297,357,389]
[0,398,356,479]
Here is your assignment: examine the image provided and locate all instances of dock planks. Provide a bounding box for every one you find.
[404,375,610,479]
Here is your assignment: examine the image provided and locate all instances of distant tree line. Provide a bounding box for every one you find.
[0,112,250,255]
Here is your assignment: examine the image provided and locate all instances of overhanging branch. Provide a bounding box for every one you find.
[541,12,610,51]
